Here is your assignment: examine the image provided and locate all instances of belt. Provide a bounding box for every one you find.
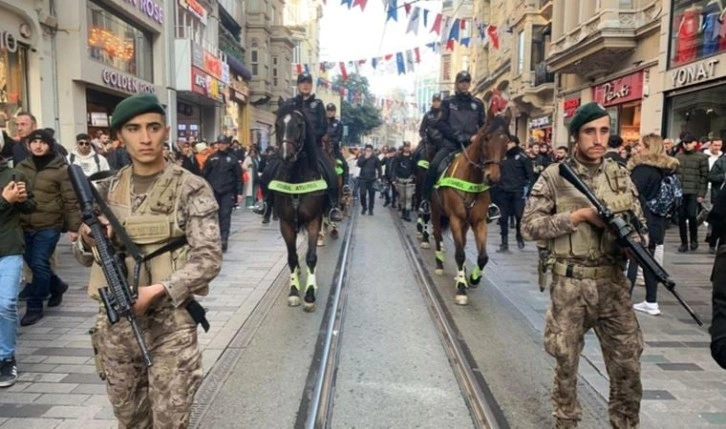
[552,261,615,280]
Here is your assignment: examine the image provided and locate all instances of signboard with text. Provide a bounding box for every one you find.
[591,71,643,107]
[563,98,580,119]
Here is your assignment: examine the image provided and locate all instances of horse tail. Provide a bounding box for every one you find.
[439,213,450,232]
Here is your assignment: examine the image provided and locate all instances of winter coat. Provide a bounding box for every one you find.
[709,155,726,203]
[628,153,680,245]
[676,150,709,197]
[499,147,534,193]
[68,149,110,176]
[357,156,381,181]
[16,155,82,232]
[0,161,36,256]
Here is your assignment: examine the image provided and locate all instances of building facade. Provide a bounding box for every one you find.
[547,0,661,146]
[440,0,473,96]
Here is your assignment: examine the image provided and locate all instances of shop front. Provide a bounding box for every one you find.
[664,56,726,141]
[528,115,552,146]
[223,75,249,145]
[591,71,643,145]
[0,5,36,138]
[55,0,166,144]
[174,38,226,142]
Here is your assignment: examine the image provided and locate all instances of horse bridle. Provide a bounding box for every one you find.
[280,110,307,161]
[459,131,507,171]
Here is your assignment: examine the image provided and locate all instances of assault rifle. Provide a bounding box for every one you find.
[559,162,704,326]
[69,165,153,366]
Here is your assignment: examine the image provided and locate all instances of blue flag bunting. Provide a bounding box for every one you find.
[423,9,429,27]
[460,37,470,47]
[449,18,460,41]
[341,0,353,8]
[396,52,405,75]
[372,57,379,69]
[387,0,397,21]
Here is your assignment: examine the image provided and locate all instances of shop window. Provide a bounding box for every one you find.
[619,101,641,144]
[666,86,726,141]
[670,0,726,68]
[87,1,153,81]
[0,46,28,137]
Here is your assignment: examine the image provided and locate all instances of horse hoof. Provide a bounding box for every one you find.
[454,294,469,306]
[303,302,316,312]
[435,268,444,276]
[317,239,325,247]
[288,295,301,307]
[416,232,423,239]
[331,229,339,239]
[469,276,481,288]
[421,242,431,249]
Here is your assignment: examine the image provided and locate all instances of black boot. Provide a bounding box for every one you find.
[222,239,229,253]
[48,279,69,308]
[497,236,509,253]
[516,234,525,250]
[20,310,44,327]
[678,242,688,253]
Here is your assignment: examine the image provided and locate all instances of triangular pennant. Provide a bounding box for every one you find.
[449,19,460,42]
[353,0,368,11]
[296,64,303,75]
[405,50,414,72]
[396,52,406,75]
[341,0,353,7]
[406,7,421,35]
[446,39,455,51]
[304,64,310,73]
[431,13,442,35]
[386,0,398,22]
[460,37,471,47]
[384,54,393,61]
[404,2,411,15]
[487,25,499,49]
[339,62,348,80]
[413,47,421,63]
[423,9,429,27]
[372,57,379,69]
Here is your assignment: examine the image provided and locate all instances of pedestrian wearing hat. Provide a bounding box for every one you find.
[419,71,485,214]
[260,73,343,223]
[73,93,222,428]
[16,129,81,326]
[521,102,646,428]
[202,135,243,252]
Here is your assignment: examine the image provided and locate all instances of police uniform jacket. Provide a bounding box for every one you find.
[280,95,327,144]
[499,147,534,193]
[326,117,343,147]
[202,150,243,196]
[435,93,485,146]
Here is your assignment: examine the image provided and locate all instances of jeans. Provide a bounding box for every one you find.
[24,228,62,311]
[0,255,23,360]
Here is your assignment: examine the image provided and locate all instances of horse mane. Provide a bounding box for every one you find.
[483,115,511,138]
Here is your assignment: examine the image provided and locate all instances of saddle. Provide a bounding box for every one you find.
[436,151,461,179]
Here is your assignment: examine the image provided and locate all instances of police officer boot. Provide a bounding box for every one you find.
[516,233,525,250]
[497,236,509,253]
[329,194,343,223]
[222,239,229,253]
[262,198,272,224]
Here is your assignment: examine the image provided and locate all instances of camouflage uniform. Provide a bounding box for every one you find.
[522,157,645,429]
[74,163,222,428]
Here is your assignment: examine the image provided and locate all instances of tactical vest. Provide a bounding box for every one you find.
[548,159,634,262]
[87,164,196,303]
[448,97,481,137]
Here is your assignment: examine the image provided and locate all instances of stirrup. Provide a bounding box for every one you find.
[342,185,351,195]
[419,200,430,215]
[329,207,343,221]
[487,203,501,224]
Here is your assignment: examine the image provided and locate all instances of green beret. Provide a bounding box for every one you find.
[568,101,609,136]
[110,93,166,130]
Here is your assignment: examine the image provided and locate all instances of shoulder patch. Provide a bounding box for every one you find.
[531,181,545,193]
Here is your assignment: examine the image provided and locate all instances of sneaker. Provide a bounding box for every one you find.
[678,244,688,253]
[361,207,367,215]
[0,358,17,388]
[633,301,661,316]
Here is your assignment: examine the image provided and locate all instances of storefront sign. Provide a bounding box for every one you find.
[529,116,551,129]
[122,0,164,25]
[191,42,203,69]
[221,63,230,85]
[0,30,18,53]
[230,79,248,103]
[192,67,209,96]
[102,69,155,94]
[204,51,222,80]
[592,71,643,107]
[563,98,580,118]
[179,0,208,24]
[670,59,719,89]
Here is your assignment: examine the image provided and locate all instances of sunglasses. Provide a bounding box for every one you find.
[77,141,90,146]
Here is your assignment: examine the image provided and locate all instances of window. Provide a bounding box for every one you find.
[517,30,525,73]
[273,56,279,86]
[669,0,725,68]
[87,0,153,80]
[443,55,451,81]
[0,46,28,136]
[251,44,259,76]
[461,55,470,72]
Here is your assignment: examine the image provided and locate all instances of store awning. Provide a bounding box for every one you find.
[227,56,252,81]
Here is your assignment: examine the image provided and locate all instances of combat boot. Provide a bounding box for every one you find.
[497,236,509,253]
[222,240,228,253]
[516,233,525,250]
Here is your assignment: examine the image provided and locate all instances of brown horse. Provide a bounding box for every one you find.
[273,106,327,312]
[414,137,438,248]
[430,108,511,305]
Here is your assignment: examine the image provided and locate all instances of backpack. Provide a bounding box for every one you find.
[70,153,101,172]
[646,173,683,216]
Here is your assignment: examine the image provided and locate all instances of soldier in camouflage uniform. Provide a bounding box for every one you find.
[73,93,222,428]
[522,102,645,429]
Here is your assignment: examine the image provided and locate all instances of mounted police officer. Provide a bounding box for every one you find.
[325,103,349,193]
[420,71,485,213]
[260,73,342,223]
[202,135,243,253]
[418,93,443,145]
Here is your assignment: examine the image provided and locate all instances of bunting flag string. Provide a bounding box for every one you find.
[316,76,420,111]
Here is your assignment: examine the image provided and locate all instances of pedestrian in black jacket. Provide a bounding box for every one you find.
[627,134,680,316]
[392,142,416,220]
[202,136,243,252]
[496,136,533,251]
[356,144,382,215]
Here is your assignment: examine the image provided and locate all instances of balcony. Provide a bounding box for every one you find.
[546,2,659,77]
[538,0,552,21]
[219,25,245,63]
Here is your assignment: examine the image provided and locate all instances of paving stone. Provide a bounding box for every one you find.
[700,413,726,425]
[71,384,108,395]
[17,364,58,373]
[0,393,40,404]
[33,348,92,357]
[642,390,677,400]
[656,363,704,372]
[60,373,105,384]
[17,373,68,383]
[0,418,63,428]
[33,394,91,406]
[54,420,116,429]
[93,406,116,420]
[21,383,79,394]
[82,395,112,407]
[41,356,89,365]
[52,364,97,374]
[0,404,53,418]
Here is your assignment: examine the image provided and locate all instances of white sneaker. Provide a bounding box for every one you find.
[634,301,661,316]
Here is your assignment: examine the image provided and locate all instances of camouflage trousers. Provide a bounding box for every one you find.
[95,303,203,429]
[545,269,643,428]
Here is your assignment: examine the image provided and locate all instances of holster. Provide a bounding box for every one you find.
[186,300,210,332]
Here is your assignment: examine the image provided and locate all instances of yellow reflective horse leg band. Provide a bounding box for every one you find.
[306,266,317,291]
[417,216,424,226]
[436,251,444,263]
[470,266,482,282]
[290,267,301,291]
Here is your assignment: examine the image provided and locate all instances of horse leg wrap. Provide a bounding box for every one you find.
[290,267,301,291]
[305,267,317,291]
[470,266,482,283]
[454,269,468,288]
[435,251,445,263]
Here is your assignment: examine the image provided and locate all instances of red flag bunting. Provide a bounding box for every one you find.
[445,39,455,51]
[431,13,442,35]
[404,2,411,15]
[413,47,421,63]
[460,19,466,29]
[353,0,368,11]
[296,64,303,74]
[384,54,393,61]
[487,25,499,49]
[339,62,348,80]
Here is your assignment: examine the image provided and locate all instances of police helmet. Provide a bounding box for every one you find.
[455,71,472,83]
[326,103,337,111]
[297,73,313,84]
[432,94,441,102]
